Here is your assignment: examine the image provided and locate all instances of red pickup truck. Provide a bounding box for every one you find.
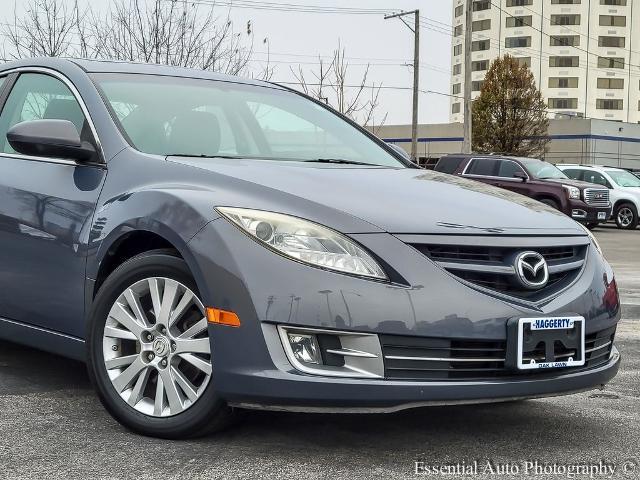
[434,154,612,228]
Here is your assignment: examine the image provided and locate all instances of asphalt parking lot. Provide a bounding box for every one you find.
[0,227,638,480]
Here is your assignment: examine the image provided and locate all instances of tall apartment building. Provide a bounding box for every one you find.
[450,0,640,123]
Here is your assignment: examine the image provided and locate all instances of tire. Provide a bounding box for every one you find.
[86,249,238,439]
[539,198,560,210]
[614,203,639,230]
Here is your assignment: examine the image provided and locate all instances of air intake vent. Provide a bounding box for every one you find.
[381,326,615,381]
[409,239,588,303]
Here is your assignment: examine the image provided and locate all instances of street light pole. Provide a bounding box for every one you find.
[385,10,420,163]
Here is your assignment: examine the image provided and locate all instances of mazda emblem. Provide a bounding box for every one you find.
[515,251,549,289]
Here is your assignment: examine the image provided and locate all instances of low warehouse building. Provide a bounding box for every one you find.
[374,119,640,169]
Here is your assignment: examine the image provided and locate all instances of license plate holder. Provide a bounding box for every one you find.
[515,316,585,370]
[598,212,607,220]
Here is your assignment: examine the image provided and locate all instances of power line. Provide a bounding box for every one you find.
[166,0,391,15]
[251,55,451,75]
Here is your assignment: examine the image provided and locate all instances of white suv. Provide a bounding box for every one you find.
[557,164,640,229]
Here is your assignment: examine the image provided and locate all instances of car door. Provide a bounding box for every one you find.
[494,159,531,196]
[0,71,106,338]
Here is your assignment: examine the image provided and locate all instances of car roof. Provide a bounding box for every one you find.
[0,57,283,90]
[444,154,544,164]
[557,164,625,172]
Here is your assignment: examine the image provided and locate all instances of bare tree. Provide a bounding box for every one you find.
[1,0,258,77]
[90,0,253,75]
[1,0,89,60]
[291,42,387,128]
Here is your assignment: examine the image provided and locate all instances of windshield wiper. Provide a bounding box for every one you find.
[166,154,242,159]
[304,158,381,166]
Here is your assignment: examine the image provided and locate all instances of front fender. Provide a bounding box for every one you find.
[87,186,219,275]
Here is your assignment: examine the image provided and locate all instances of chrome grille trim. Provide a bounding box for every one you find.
[548,260,585,274]
[439,258,584,275]
[385,355,506,362]
[585,340,612,354]
[584,188,610,207]
[437,262,515,274]
[325,348,378,358]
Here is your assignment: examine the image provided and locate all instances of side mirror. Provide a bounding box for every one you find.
[513,171,528,182]
[7,119,96,162]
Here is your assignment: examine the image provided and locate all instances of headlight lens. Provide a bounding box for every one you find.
[563,185,581,200]
[216,207,388,280]
[579,223,602,255]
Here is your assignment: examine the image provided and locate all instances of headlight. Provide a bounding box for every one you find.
[216,207,388,280]
[563,185,581,200]
[578,223,603,255]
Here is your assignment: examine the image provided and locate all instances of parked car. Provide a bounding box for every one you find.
[557,164,640,230]
[0,58,620,439]
[434,154,612,228]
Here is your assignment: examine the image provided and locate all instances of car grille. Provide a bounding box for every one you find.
[410,239,588,303]
[584,188,610,207]
[381,326,616,381]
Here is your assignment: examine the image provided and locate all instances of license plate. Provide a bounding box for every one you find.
[516,316,585,370]
[598,212,607,220]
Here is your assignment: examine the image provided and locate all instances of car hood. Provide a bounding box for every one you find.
[170,157,586,235]
[618,186,640,196]
[541,177,606,190]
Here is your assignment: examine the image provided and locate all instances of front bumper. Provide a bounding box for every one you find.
[218,339,620,412]
[187,218,621,410]
[568,200,611,223]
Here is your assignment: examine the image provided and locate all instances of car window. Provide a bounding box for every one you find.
[606,170,640,187]
[0,73,91,154]
[466,158,499,176]
[497,160,526,178]
[435,156,464,174]
[517,158,567,179]
[562,168,583,181]
[93,73,405,167]
[583,171,610,187]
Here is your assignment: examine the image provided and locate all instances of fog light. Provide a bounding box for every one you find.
[287,333,322,365]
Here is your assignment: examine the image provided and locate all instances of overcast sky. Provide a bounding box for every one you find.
[0,0,453,125]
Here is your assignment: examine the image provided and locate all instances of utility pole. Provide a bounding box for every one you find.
[385,10,420,163]
[462,0,473,153]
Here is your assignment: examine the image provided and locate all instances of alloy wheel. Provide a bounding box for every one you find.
[617,207,634,228]
[102,277,211,417]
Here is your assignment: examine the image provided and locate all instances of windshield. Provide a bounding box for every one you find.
[92,73,405,168]
[606,170,640,187]
[518,158,568,179]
